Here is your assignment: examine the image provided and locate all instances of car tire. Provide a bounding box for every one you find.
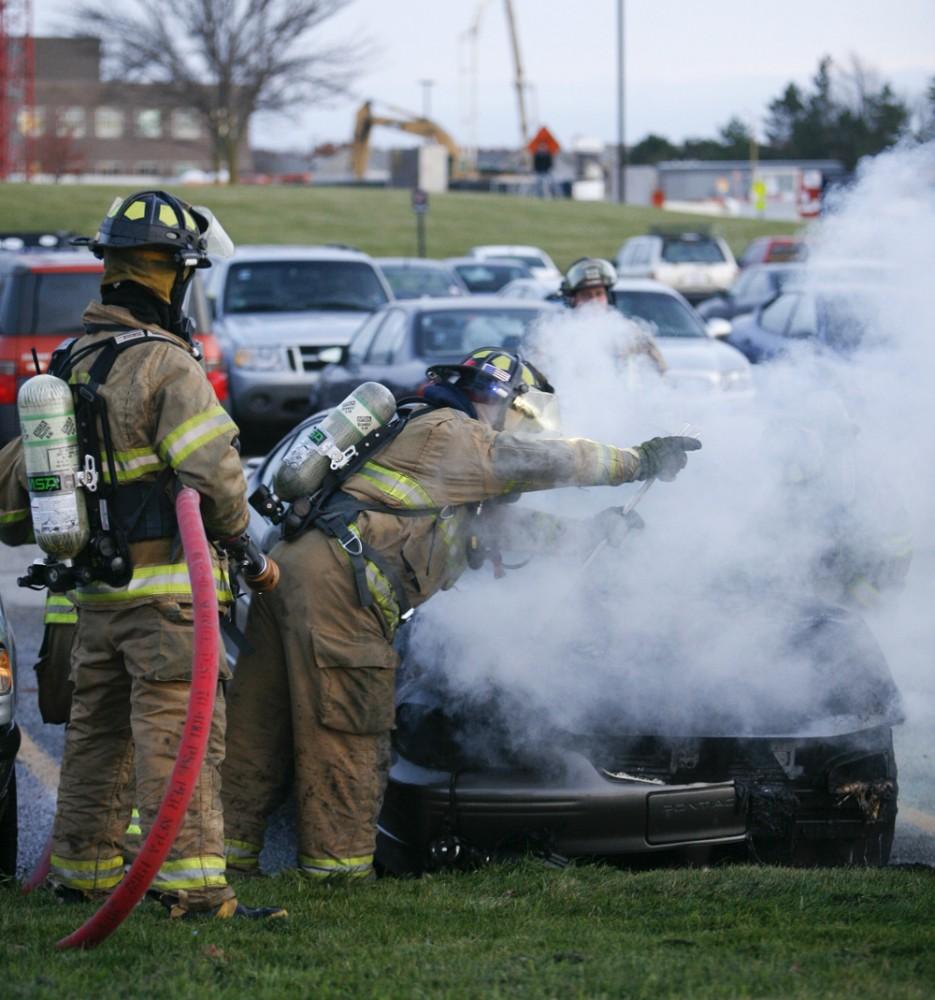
[0,770,17,879]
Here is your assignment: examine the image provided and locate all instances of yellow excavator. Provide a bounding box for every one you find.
[350,101,463,180]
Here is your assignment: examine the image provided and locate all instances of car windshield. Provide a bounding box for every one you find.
[453,263,528,293]
[499,255,547,268]
[414,307,542,358]
[223,260,388,314]
[661,238,726,264]
[766,242,805,263]
[32,272,102,334]
[614,290,706,338]
[380,265,460,299]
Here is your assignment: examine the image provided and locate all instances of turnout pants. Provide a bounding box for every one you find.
[50,602,234,912]
[222,531,396,879]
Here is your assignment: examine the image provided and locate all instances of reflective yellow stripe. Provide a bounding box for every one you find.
[153,854,228,891]
[159,406,237,468]
[299,854,373,878]
[125,808,141,837]
[0,508,28,524]
[224,839,261,869]
[76,563,233,604]
[44,593,78,625]
[51,853,125,890]
[100,448,166,484]
[358,461,435,508]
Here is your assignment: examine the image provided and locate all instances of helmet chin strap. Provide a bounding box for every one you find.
[168,266,195,341]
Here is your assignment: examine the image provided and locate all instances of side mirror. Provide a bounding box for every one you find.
[705,317,732,338]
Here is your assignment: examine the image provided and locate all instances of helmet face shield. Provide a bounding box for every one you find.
[509,387,561,433]
[192,205,235,259]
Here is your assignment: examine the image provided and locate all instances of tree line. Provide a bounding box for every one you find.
[630,57,935,172]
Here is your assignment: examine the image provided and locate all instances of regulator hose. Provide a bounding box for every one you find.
[56,486,220,950]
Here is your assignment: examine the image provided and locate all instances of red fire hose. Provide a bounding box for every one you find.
[55,487,220,950]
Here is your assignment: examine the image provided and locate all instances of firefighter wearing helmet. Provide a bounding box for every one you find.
[0,191,283,919]
[221,347,700,880]
[561,257,667,374]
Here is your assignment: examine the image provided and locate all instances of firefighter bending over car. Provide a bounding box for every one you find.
[221,347,700,880]
[561,257,668,374]
[0,190,284,919]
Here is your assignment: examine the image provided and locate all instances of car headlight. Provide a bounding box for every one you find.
[233,347,286,371]
[721,368,753,392]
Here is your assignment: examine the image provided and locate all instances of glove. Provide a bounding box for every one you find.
[636,436,702,482]
[593,506,645,549]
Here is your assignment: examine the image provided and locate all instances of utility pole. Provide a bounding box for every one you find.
[503,0,528,147]
[419,79,434,120]
[616,0,626,203]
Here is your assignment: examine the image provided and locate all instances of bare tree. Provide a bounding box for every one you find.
[73,0,364,182]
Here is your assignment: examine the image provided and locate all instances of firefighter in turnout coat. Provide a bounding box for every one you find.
[222,348,700,879]
[0,191,282,918]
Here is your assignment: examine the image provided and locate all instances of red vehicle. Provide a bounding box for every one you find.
[737,236,807,268]
[0,248,227,445]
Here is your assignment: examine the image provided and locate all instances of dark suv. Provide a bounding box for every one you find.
[0,247,226,446]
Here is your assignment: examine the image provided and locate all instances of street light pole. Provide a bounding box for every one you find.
[419,79,434,119]
[616,0,626,203]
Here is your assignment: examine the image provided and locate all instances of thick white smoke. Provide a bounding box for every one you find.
[407,144,935,783]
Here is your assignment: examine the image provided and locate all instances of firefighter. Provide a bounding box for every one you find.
[0,191,283,918]
[221,348,699,879]
[560,257,667,374]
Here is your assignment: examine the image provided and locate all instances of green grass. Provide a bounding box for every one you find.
[0,183,800,268]
[3,862,935,999]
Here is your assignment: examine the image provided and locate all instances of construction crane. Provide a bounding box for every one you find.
[460,0,531,165]
[350,100,462,181]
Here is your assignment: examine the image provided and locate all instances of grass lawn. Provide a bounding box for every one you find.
[0,183,801,269]
[2,862,934,999]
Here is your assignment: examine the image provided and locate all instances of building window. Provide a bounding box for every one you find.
[95,107,124,140]
[95,160,125,175]
[136,161,162,176]
[135,109,162,139]
[17,105,45,137]
[56,107,87,139]
[171,109,202,141]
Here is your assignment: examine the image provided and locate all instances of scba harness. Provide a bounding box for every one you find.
[19,328,196,593]
[252,398,467,627]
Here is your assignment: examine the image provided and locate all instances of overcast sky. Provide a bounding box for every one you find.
[34,0,935,151]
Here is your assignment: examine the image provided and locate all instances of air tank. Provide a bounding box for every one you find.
[17,373,90,559]
[274,382,397,501]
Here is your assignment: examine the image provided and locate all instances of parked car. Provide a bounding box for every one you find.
[605,279,754,398]
[738,236,807,268]
[725,283,876,364]
[0,595,19,878]
[239,433,901,874]
[315,297,558,409]
[375,258,468,299]
[468,245,562,282]
[615,230,738,303]
[205,245,392,432]
[0,247,225,446]
[445,258,533,294]
[496,278,562,301]
[696,263,805,321]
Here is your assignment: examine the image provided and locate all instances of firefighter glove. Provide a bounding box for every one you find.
[593,506,645,548]
[636,436,701,482]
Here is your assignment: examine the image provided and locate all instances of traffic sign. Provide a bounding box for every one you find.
[411,188,429,214]
[526,126,560,157]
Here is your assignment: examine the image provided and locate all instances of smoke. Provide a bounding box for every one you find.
[406,143,935,778]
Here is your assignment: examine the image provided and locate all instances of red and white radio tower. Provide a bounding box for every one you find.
[0,0,35,180]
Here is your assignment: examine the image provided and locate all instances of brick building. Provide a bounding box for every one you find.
[24,37,250,179]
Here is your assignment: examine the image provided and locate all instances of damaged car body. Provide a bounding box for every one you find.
[379,595,901,874]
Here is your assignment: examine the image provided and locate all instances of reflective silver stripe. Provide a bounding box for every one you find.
[152,854,228,890]
[224,839,261,869]
[358,460,435,508]
[76,563,233,604]
[50,853,124,890]
[299,854,373,878]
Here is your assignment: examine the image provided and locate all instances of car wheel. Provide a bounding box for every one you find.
[0,770,17,880]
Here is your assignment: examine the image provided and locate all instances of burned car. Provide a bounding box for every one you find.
[239,413,902,875]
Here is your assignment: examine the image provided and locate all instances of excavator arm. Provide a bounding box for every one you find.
[351,101,461,180]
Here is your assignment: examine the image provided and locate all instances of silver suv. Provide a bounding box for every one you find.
[206,245,393,432]
[615,230,738,304]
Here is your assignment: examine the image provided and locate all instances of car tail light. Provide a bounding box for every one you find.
[207,369,229,402]
[0,361,16,405]
[0,647,12,695]
[195,335,229,403]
